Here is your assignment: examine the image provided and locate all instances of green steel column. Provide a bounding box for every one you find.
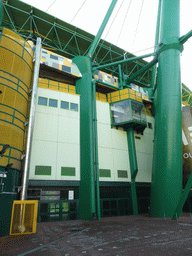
[150,0,182,217]
[73,56,96,220]
[127,127,138,215]
[0,0,3,26]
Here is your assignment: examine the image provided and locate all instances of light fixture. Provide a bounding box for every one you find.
[0,144,10,158]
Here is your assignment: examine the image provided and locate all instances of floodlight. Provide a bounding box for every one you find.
[0,144,10,158]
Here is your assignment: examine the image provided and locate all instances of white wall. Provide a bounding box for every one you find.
[97,101,154,183]
[29,88,80,181]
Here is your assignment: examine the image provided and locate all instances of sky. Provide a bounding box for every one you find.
[20,0,192,90]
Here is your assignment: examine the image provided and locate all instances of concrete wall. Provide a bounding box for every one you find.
[97,101,154,183]
[29,87,80,181]
[29,90,154,184]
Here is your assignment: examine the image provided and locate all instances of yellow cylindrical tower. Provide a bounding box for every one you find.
[0,27,34,170]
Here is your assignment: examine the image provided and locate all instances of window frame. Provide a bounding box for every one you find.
[70,103,78,112]
[60,100,69,110]
[49,98,58,108]
[38,96,48,106]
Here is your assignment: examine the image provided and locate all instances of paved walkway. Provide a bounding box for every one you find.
[0,214,192,256]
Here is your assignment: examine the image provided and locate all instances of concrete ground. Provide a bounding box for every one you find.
[0,214,192,256]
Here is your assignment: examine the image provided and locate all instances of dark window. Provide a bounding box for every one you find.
[148,122,153,129]
[61,101,69,109]
[49,99,58,108]
[70,103,78,111]
[38,97,47,106]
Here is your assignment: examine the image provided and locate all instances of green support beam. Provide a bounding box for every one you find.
[126,57,158,86]
[92,52,156,71]
[179,29,192,45]
[127,127,138,215]
[150,0,182,217]
[172,172,192,220]
[150,0,161,90]
[87,0,117,59]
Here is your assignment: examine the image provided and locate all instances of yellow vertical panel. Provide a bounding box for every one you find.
[1,86,16,108]
[49,80,59,86]
[59,83,69,89]
[130,94,136,100]
[0,48,15,75]
[0,112,12,123]
[14,118,24,130]
[120,88,129,95]
[110,91,119,97]
[120,94,129,100]
[0,104,13,115]
[15,111,26,124]
[11,55,31,87]
[11,127,24,151]
[24,42,33,58]
[136,91,142,97]
[18,87,28,99]
[38,83,48,89]
[0,71,18,85]
[111,95,120,102]
[49,85,59,91]
[11,148,22,161]
[3,28,24,45]
[23,50,33,69]
[15,93,27,116]
[58,88,68,93]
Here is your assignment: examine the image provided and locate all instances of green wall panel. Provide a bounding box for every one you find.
[61,167,75,176]
[118,170,128,178]
[35,166,51,175]
[99,169,111,178]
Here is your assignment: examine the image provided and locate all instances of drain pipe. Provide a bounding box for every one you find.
[92,80,101,220]
[127,127,138,215]
[20,36,42,200]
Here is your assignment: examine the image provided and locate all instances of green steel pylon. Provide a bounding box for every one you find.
[150,0,183,217]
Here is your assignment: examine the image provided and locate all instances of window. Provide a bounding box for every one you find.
[61,101,69,110]
[61,167,75,176]
[118,170,128,178]
[38,97,47,106]
[148,122,153,129]
[49,99,58,107]
[99,169,111,178]
[35,166,51,175]
[70,103,78,111]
